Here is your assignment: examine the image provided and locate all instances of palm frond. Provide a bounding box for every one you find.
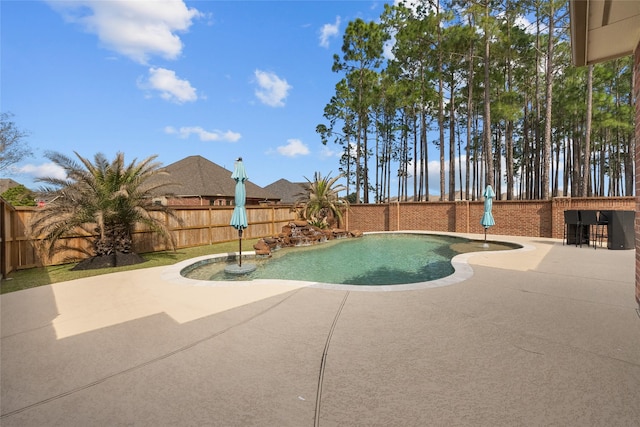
[29,151,183,259]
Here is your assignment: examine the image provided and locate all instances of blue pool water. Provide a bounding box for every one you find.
[182,233,518,286]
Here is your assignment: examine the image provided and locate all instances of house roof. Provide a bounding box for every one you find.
[263,178,308,204]
[570,0,640,66]
[154,155,279,201]
[0,178,22,194]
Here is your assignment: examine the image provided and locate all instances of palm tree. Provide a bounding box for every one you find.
[30,151,181,267]
[296,172,349,228]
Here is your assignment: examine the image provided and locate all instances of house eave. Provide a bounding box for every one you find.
[570,0,640,67]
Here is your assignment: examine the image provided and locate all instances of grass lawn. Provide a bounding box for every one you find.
[0,238,261,295]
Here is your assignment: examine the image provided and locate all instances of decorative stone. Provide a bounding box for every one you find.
[252,221,363,257]
[264,237,278,248]
[253,239,271,256]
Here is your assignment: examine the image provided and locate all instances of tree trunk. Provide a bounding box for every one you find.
[438,0,445,201]
[449,73,456,201]
[466,27,473,201]
[541,0,554,200]
[582,64,593,196]
[483,0,493,188]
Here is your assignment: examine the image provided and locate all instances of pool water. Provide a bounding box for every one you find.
[182,233,518,286]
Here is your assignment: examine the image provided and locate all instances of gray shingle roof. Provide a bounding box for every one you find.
[263,178,308,204]
[153,155,279,201]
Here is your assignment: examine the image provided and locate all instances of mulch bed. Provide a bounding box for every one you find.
[71,252,146,271]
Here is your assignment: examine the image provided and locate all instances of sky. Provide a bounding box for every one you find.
[2,0,396,192]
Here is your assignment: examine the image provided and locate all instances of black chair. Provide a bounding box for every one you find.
[563,210,582,247]
[580,210,598,249]
[595,211,611,247]
[593,211,609,249]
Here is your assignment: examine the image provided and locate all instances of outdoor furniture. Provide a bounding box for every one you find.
[593,211,609,249]
[563,210,584,247]
[579,210,598,249]
[606,210,634,250]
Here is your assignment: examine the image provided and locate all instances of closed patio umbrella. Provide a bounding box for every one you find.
[481,184,495,245]
[230,157,248,267]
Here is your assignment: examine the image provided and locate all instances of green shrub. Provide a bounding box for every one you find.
[1,185,36,206]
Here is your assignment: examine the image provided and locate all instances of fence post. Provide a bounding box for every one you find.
[0,198,6,279]
[208,207,213,245]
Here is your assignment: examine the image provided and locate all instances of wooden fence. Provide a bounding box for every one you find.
[0,196,635,277]
[0,202,297,277]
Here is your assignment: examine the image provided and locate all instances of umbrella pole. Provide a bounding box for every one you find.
[484,227,487,243]
[238,229,243,267]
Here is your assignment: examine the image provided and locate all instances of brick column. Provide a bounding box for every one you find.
[552,198,572,240]
[635,42,640,307]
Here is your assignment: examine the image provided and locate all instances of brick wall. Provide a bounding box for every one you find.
[167,197,210,206]
[346,197,634,239]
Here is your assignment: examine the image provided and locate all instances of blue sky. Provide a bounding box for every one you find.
[2,0,392,191]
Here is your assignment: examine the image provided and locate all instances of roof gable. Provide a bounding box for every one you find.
[156,155,278,200]
[264,178,308,204]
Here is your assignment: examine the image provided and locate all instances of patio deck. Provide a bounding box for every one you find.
[1,234,638,426]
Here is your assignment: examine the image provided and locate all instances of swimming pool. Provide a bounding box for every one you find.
[179,233,520,287]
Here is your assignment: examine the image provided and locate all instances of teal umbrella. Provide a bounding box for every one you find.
[481,184,495,244]
[230,158,248,266]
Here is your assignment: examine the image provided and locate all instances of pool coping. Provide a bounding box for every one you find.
[160,231,535,292]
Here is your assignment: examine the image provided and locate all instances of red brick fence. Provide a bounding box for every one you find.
[344,197,635,240]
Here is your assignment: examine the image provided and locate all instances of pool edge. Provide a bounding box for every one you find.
[160,232,534,292]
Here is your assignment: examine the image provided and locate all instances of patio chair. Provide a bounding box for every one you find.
[580,210,598,249]
[563,210,582,247]
[593,211,609,249]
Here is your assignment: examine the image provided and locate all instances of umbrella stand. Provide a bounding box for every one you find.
[238,228,243,267]
[225,157,256,275]
[225,227,255,274]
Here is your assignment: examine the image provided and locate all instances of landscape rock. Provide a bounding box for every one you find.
[253,239,271,256]
[252,221,362,256]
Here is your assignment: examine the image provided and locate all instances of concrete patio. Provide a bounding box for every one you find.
[1,234,639,426]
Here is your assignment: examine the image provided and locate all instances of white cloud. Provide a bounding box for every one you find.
[277,139,309,157]
[164,126,241,142]
[141,67,198,104]
[394,0,436,15]
[253,70,292,107]
[496,12,540,35]
[319,146,340,159]
[47,0,202,64]
[516,15,544,35]
[319,16,340,48]
[14,162,67,181]
[383,36,395,60]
